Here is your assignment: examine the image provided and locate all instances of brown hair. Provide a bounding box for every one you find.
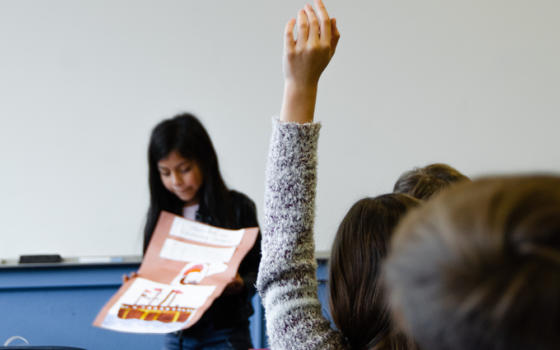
[329,193,420,350]
[393,163,469,200]
[384,175,560,350]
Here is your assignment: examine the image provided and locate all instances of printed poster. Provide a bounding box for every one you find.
[93,211,259,334]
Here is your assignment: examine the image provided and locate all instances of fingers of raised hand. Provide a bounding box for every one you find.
[314,0,332,45]
[304,4,320,44]
[331,18,340,54]
[282,2,338,86]
[296,9,309,50]
[284,18,296,53]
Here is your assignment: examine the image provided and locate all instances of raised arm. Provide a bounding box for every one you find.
[257,1,345,349]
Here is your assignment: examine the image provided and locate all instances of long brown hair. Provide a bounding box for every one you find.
[329,193,420,350]
[384,175,560,350]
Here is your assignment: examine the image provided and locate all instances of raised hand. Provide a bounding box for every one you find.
[283,0,339,88]
[280,0,340,124]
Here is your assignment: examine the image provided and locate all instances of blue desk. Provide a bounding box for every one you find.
[0,258,330,349]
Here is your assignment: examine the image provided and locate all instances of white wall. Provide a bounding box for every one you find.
[1,0,559,260]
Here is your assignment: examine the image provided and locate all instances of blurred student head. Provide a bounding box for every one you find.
[384,175,560,350]
[393,163,469,200]
[329,193,420,350]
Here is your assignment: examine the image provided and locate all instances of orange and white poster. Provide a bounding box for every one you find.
[93,211,259,334]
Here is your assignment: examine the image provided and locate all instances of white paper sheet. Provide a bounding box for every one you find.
[169,217,244,246]
[160,238,236,263]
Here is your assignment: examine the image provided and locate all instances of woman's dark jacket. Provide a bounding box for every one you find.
[182,190,261,333]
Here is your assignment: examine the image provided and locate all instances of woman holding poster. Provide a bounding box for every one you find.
[144,113,261,350]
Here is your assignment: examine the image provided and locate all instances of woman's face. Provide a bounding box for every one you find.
[157,150,203,205]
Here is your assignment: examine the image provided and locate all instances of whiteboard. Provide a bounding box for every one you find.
[1,0,559,260]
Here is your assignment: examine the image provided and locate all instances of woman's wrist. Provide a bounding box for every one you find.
[280,81,319,124]
[284,80,319,96]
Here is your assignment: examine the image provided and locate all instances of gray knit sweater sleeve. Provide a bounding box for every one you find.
[256,118,348,350]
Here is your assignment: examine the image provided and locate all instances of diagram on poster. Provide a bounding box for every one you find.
[93,211,259,334]
[171,262,228,285]
[101,278,214,333]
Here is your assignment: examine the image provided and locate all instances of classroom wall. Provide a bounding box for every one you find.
[1,0,559,260]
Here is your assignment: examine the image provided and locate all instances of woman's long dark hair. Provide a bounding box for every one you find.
[143,113,232,252]
[329,193,420,350]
